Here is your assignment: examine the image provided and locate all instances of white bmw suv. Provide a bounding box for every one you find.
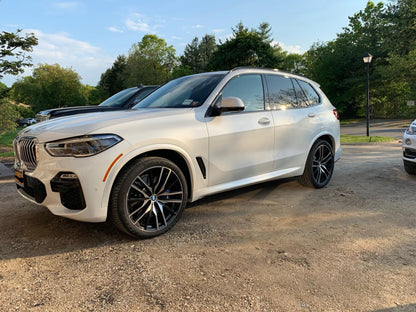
[402,119,416,174]
[14,68,341,238]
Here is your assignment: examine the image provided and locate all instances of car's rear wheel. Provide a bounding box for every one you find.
[404,160,416,175]
[299,139,334,188]
[110,157,188,238]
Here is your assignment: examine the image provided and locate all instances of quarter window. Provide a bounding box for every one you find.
[296,80,321,106]
[221,75,265,112]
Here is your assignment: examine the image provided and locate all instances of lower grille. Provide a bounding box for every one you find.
[404,148,416,159]
[14,137,38,171]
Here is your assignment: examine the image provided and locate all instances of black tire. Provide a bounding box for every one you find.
[298,139,334,188]
[404,160,416,175]
[109,157,188,238]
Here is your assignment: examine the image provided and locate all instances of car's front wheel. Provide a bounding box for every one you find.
[404,160,416,175]
[299,139,334,188]
[109,157,188,238]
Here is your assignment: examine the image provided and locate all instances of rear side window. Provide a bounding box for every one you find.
[296,79,321,106]
[265,75,297,110]
[221,74,265,112]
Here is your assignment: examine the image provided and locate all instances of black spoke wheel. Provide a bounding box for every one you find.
[299,140,334,188]
[110,157,188,238]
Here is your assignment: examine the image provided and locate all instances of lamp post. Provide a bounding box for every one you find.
[363,53,373,137]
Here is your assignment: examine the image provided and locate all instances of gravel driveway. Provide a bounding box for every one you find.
[1,142,415,312]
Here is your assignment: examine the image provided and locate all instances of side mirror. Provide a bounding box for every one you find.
[209,96,245,116]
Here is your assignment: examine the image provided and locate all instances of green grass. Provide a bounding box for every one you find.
[339,119,363,126]
[341,134,396,144]
[0,151,14,157]
[0,128,21,146]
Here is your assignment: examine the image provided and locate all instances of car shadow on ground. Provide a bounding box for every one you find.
[0,178,293,261]
[370,304,416,312]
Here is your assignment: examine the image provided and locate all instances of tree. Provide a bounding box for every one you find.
[209,23,281,70]
[0,29,38,78]
[0,98,20,132]
[123,34,177,86]
[98,55,127,98]
[179,34,217,74]
[180,37,201,73]
[11,64,86,112]
[302,1,389,117]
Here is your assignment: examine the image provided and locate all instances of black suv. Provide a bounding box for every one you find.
[35,85,158,123]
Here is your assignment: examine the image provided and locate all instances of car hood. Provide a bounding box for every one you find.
[37,105,121,117]
[19,108,193,143]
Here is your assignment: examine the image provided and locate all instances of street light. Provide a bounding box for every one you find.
[363,53,373,137]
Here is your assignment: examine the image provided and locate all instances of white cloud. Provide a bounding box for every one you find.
[125,13,153,33]
[274,41,305,54]
[192,25,204,29]
[20,29,114,85]
[107,26,123,33]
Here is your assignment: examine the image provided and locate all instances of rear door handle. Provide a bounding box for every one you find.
[258,117,270,126]
[308,112,316,118]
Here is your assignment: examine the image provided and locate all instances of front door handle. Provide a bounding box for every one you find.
[308,112,316,118]
[258,117,270,126]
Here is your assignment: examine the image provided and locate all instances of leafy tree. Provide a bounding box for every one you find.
[0,98,20,132]
[180,37,201,73]
[0,29,38,78]
[98,55,127,97]
[179,34,217,74]
[11,64,86,112]
[303,1,389,117]
[123,34,177,86]
[198,34,217,71]
[209,23,282,70]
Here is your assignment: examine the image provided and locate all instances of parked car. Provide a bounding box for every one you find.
[35,85,158,123]
[402,119,416,174]
[17,118,36,127]
[13,68,341,238]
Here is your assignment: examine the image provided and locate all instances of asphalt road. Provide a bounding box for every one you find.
[340,119,412,139]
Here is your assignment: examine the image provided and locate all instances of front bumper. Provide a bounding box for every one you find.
[402,132,416,163]
[14,142,127,222]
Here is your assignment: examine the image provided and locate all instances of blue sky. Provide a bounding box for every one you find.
[1,0,375,87]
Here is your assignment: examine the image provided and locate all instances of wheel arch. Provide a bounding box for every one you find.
[108,148,194,204]
[315,134,335,152]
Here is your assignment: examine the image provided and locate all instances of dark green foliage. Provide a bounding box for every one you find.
[97,55,127,98]
[209,23,282,70]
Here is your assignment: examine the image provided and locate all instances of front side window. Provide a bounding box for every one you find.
[265,75,297,110]
[220,74,265,112]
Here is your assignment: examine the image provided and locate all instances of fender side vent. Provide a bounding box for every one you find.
[196,157,206,179]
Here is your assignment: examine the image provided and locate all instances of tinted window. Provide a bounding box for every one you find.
[265,75,297,110]
[99,88,138,107]
[221,75,264,112]
[297,80,321,106]
[134,74,225,109]
[292,79,309,108]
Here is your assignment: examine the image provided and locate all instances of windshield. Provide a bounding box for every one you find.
[99,88,138,107]
[133,73,225,109]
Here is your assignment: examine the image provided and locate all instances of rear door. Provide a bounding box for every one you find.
[265,74,324,171]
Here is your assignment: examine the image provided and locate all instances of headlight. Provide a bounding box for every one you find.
[45,134,123,157]
[406,124,416,135]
